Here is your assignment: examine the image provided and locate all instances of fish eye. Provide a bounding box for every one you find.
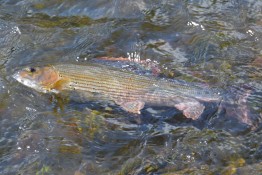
[29,67,36,73]
[24,67,37,73]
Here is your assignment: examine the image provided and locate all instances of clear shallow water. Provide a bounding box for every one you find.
[0,0,262,174]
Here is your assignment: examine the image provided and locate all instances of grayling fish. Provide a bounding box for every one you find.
[13,63,222,120]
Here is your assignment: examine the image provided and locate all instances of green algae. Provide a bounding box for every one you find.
[36,165,52,175]
[33,3,46,10]
[83,109,107,139]
[118,157,142,175]
[22,14,93,28]
[1,0,262,174]
[58,144,81,154]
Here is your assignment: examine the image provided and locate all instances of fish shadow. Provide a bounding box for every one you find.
[52,95,254,135]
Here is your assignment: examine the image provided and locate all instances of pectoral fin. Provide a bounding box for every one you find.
[50,78,70,92]
[115,100,145,114]
[175,101,204,120]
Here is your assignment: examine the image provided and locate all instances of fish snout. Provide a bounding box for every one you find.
[12,71,23,83]
[12,70,37,89]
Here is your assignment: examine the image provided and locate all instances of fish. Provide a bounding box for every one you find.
[12,63,222,120]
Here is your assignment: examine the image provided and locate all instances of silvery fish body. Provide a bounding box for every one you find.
[13,63,221,119]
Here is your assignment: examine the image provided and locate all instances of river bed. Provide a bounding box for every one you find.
[0,0,262,174]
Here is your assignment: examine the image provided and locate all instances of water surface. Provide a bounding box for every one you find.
[0,0,262,174]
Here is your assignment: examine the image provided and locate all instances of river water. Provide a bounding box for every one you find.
[0,0,262,174]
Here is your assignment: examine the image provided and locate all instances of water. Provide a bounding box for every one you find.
[1,0,262,174]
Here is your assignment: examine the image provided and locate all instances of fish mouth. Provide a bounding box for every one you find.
[12,71,22,83]
[12,71,30,87]
[12,71,45,93]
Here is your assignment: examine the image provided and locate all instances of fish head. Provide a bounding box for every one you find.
[13,66,60,93]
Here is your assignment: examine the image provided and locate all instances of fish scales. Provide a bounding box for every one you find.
[58,72,151,98]
[55,64,185,93]
[13,63,221,119]
[55,64,158,98]
[55,65,188,100]
[57,64,206,99]
[54,64,218,105]
[56,65,156,89]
